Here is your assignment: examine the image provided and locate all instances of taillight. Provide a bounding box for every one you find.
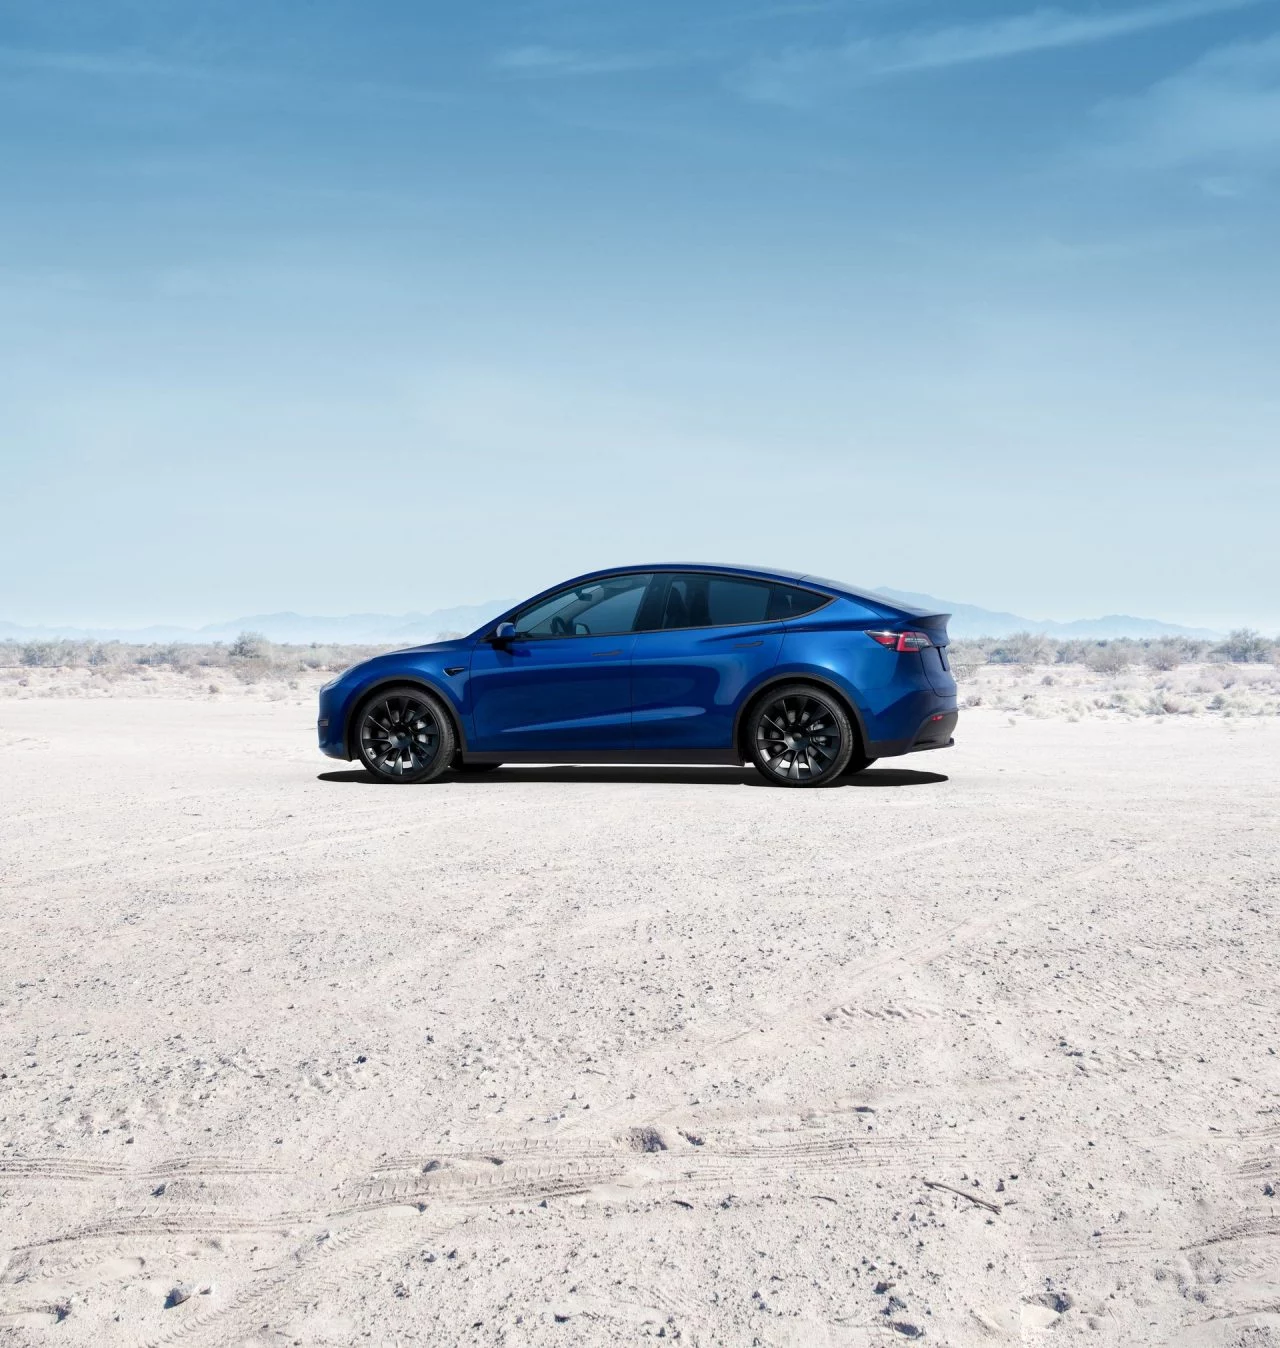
[867,630,934,652]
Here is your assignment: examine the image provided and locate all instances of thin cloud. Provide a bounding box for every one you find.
[492,44,684,77]
[735,0,1273,105]
[0,44,214,81]
[0,44,452,106]
[1089,32,1280,173]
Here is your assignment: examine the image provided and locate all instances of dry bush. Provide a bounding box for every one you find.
[1084,644,1130,675]
[229,631,269,660]
[987,632,1054,665]
[1145,643,1182,671]
[1055,640,1091,665]
[0,637,393,679]
[1212,629,1276,663]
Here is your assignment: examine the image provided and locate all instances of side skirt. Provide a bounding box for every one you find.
[460,749,745,766]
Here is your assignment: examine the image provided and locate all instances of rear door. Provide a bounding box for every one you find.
[630,574,822,749]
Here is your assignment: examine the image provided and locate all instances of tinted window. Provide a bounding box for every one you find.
[514,574,653,638]
[657,574,828,629]
[767,584,829,620]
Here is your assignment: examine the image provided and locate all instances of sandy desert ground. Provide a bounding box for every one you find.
[1,683,1278,1346]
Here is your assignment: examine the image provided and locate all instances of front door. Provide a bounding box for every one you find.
[468,573,653,752]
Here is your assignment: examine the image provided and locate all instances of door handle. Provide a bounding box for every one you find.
[734,640,763,648]
[591,649,624,657]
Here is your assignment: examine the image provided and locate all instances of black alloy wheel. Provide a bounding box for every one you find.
[749,684,855,787]
[356,685,455,784]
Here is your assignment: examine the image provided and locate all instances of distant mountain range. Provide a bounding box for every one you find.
[873,589,1221,640]
[0,588,1220,645]
[0,601,516,647]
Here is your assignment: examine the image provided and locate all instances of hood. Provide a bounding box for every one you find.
[400,636,473,655]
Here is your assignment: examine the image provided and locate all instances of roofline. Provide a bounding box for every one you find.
[466,563,922,638]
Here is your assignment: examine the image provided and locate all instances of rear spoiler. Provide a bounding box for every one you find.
[901,613,951,643]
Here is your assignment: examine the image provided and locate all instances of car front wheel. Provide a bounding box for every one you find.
[356,685,455,784]
[748,685,855,787]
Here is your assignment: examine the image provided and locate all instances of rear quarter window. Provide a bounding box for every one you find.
[767,584,829,620]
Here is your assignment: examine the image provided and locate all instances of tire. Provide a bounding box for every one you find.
[450,758,502,774]
[747,683,855,787]
[842,753,878,775]
[355,684,455,784]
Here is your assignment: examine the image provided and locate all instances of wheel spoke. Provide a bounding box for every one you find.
[756,693,843,783]
[359,695,446,778]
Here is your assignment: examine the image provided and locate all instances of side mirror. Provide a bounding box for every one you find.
[490,621,517,644]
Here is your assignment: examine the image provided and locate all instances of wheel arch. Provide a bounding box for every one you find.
[733,671,868,761]
[344,676,468,759]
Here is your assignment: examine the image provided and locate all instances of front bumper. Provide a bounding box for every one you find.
[317,683,353,759]
[317,718,349,759]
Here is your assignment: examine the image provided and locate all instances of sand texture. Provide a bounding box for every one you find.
[1,696,1278,1345]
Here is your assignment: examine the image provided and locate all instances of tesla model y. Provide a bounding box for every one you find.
[317,565,958,787]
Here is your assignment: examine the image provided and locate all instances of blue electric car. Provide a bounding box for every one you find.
[318,564,957,788]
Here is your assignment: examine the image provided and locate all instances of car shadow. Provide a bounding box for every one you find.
[317,766,948,788]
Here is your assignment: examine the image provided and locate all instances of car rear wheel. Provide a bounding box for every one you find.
[356,685,455,784]
[748,684,854,787]
[843,753,878,775]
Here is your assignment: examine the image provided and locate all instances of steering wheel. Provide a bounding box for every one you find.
[550,615,570,636]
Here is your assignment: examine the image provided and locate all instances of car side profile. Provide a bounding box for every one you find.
[317,564,958,788]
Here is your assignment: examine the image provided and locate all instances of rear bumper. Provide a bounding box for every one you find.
[867,708,958,759]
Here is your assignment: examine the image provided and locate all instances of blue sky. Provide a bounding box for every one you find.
[2,0,1277,630]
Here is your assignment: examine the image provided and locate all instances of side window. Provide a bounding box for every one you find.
[658,574,767,628]
[765,583,829,620]
[514,574,653,638]
[658,574,829,629]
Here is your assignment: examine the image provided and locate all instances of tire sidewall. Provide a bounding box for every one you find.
[355,684,456,784]
[748,683,855,787]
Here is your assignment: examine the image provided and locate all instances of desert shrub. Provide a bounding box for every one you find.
[1145,643,1182,671]
[1085,644,1130,675]
[1054,640,1088,665]
[21,643,54,667]
[988,631,1054,665]
[20,641,80,668]
[136,643,192,668]
[229,631,269,660]
[1213,629,1275,663]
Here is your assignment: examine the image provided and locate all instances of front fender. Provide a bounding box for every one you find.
[324,663,471,759]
